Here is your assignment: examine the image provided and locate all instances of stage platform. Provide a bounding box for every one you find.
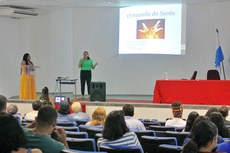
[8,97,230,121]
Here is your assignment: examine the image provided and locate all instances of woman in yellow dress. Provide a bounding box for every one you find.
[20,53,37,100]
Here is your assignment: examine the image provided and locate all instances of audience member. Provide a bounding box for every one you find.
[86,106,106,126]
[69,101,90,122]
[23,100,42,121]
[0,95,7,112]
[209,112,229,138]
[183,115,224,146]
[39,87,55,107]
[57,102,72,122]
[182,120,219,153]
[0,112,41,153]
[97,110,143,153]
[122,104,146,131]
[219,105,230,125]
[24,106,68,153]
[183,111,199,132]
[165,101,186,128]
[6,104,22,125]
[205,107,219,117]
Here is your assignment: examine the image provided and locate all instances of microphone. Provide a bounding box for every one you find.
[216,29,219,33]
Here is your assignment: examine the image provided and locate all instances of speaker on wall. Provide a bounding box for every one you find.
[90,82,106,102]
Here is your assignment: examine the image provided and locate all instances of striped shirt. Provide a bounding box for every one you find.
[97,131,143,153]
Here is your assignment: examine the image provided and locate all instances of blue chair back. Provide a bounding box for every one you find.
[141,136,177,153]
[67,138,96,151]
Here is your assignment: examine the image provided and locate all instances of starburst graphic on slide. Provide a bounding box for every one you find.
[137,19,165,39]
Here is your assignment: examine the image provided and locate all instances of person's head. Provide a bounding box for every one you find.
[122,104,134,117]
[32,100,42,111]
[71,102,82,113]
[22,53,31,64]
[171,101,183,118]
[209,112,226,137]
[0,95,7,112]
[35,106,57,133]
[89,107,106,126]
[103,110,129,141]
[184,111,199,132]
[58,102,70,115]
[188,115,210,138]
[6,104,18,115]
[42,87,49,96]
[182,120,218,153]
[0,112,27,153]
[219,106,229,118]
[83,51,90,59]
[205,107,219,117]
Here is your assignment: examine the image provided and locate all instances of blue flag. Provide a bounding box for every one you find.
[215,46,224,67]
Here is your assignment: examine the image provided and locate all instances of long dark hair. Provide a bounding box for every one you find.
[182,120,217,153]
[102,110,129,141]
[22,53,33,65]
[0,112,27,153]
[184,111,199,132]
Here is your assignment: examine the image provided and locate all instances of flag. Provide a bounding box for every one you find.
[215,46,224,67]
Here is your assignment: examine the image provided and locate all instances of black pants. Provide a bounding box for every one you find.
[80,70,92,95]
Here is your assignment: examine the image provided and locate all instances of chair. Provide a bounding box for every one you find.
[143,121,161,130]
[99,145,143,153]
[165,131,190,146]
[134,130,155,141]
[75,119,88,126]
[159,144,183,153]
[79,125,103,139]
[67,131,88,138]
[207,69,220,80]
[56,126,79,132]
[56,121,77,127]
[190,70,197,80]
[67,138,96,151]
[140,136,177,153]
[61,149,107,153]
[149,125,176,132]
[22,119,34,126]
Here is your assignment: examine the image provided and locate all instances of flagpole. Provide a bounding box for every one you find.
[216,29,226,80]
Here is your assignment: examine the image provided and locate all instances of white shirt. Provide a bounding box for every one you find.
[165,118,186,128]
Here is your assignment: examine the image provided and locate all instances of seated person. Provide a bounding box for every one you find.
[24,106,68,153]
[97,110,143,153]
[39,86,55,108]
[57,102,72,122]
[183,115,224,146]
[165,101,186,128]
[86,107,106,126]
[209,112,229,138]
[183,111,199,132]
[69,101,90,122]
[6,104,22,125]
[0,112,41,153]
[182,120,219,153]
[122,104,146,131]
[219,105,230,125]
[23,100,42,121]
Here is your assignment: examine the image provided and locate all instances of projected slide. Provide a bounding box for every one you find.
[119,4,184,55]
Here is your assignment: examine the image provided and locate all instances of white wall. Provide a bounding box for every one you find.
[1,2,230,98]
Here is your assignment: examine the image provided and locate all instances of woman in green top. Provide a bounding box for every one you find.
[78,51,98,98]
